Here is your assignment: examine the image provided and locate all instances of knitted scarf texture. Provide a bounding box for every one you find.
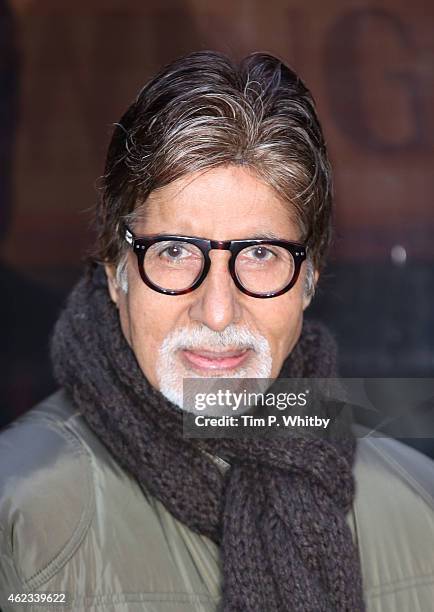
[51,266,365,612]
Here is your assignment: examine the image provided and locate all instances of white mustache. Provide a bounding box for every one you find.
[156,324,273,410]
[159,324,268,353]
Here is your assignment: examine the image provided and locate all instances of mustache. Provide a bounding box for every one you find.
[160,324,268,352]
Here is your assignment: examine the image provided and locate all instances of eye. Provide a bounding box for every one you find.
[157,242,191,260]
[160,243,185,259]
[153,241,203,264]
[244,246,276,261]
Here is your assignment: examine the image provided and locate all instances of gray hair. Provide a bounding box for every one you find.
[94,51,333,302]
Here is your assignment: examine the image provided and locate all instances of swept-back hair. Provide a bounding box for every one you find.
[94,51,333,274]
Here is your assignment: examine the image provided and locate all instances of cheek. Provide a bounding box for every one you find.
[116,280,185,386]
[251,288,305,371]
[118,284,160,370]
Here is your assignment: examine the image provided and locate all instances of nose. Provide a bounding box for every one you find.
[188,251,242,332]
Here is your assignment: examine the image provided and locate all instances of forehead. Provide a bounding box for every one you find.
[135,165,300,241]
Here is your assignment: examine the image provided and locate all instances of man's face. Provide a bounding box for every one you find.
[106,165,316,407]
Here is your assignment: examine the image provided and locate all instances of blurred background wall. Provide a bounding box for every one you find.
[1,0,433,434]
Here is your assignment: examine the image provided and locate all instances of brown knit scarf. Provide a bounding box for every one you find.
[51,265,365,611]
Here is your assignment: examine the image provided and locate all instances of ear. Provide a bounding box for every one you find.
[105,264,120,306]
[302,269,319,310]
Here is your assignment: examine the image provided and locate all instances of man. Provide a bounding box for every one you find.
[0,51,433,612]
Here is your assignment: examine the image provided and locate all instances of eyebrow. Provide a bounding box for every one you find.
[142,230,289,241]
[248,231,285,240]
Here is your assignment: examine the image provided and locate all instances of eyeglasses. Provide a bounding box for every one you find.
[123,225,307,299]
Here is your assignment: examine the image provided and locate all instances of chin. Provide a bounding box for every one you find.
[157,353,273,411]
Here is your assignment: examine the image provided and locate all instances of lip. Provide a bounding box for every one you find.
[181,348,252,372]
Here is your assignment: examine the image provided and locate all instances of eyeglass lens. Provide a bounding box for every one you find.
[143,240,296,294]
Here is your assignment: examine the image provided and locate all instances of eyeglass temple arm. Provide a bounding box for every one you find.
[124,226,134,246]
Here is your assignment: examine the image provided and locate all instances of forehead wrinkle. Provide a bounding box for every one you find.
[131,205,300,241]
[145,164,277,211]
[133,167,301,240]
[148,168,214,205]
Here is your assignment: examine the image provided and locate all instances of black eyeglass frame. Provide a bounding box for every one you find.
[123,224,307,299]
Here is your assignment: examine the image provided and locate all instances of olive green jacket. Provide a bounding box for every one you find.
[0,390,433,611]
